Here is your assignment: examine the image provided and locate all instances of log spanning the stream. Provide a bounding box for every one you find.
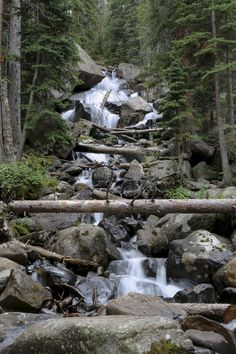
[6,199,236,214]
[75,142,166,158]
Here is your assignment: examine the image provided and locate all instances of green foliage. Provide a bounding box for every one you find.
[0,156,57,200]
[147,340,188,354]
[26,109,74,152]
[164,186,191,199]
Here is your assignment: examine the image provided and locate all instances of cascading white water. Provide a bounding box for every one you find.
[114,247,182,298]
[61,71,179,299]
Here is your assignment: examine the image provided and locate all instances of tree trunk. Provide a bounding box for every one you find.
[9,0,21,150]
[0,0,4,160]
[211,2,232,186]
[1,79,15,161]
[226,49,234,127]
[6,199,236,214]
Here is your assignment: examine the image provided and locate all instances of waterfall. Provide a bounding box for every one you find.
[61,71,179,300]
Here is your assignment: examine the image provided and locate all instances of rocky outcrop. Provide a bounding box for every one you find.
[2,316,193,354]
[117,63,140,83]
[0,269,52,312]
[106,293,186,319]
[118,96,153,127]
[53,224,109,267]
[213,256,236,290]
[167,230,233,284]
[74,44,105,91]
[173,284,216,303]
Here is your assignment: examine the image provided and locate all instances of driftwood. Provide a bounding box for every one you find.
[6,199,236,214]
[92,189,123,200]
[76,143,165,159]
[19,242,98,270]
[92,123,136,143]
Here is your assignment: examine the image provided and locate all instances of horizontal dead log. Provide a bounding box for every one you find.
[76,143,165,159]
[91,123,136,143]
[6,199,236,214]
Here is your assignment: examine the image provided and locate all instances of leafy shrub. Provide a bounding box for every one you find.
[0,155,57,200]
[164,186,190,199]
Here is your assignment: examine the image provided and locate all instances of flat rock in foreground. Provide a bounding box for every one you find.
[2,315,193,354]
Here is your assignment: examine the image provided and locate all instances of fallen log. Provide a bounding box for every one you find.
[75,143,165,159]
[18,242,99,270]
[6,199,236,214]
[92,122,163,136]
[91,122,136,143]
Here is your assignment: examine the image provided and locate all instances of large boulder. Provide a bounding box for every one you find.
[213,256,236,290]
[167,230,233,284]
[137,213,217,255]
[118,96,153,128]
[0,240,28,265]
[173,283,216,303]
[192,161,218,180]
[2,316,193,354]
[92,166,112,188]
[53,224,109,267]
[149,159,192,181]
[0,313,57,351]
[106,293,186,320]
[0,269,52,312]
[117,63,140,83]
[99,215,130,245]
[74,44,105,91]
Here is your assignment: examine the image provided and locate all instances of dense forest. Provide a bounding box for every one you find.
[0,0,235,185]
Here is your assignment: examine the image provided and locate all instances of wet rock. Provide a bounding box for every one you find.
[71,187,93,200]
[0,241,28,265]
[0,312,58,351]
[62,164,82,177]
[185,329,230,354]
[2,315,193,354]
[34,262,77,287]
[118,97,152,128]
[106,293,186,320]
[192,161,218,180]
[99,216,129,245]
[174,284,216,303]
[137,215,168,255]
[117,63,140,83]
[0,269,52,312]
[213,256,236,290]
[53,224,109,267]
[77,275,115,306]
[92,166,112,188]
[73,118,92,136]
[73,44,105,91]
[0,270,12,293]
[230,230,236,251]
[167,230,232,284]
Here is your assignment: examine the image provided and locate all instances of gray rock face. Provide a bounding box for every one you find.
[2,315,193,354]
[0,241,28,265]
[118,96,152,128]
[192,161,218,180]
[0,270,52,312]
[56,181,74,196]
[124,160,144,181]
[106,293,187,320]
[154,213,216,244]
[185,329,230,354]
[137,215,168,255]
[117,63,140,82]
[213,256,236,290]
[0,313,58,351]
[74,44,105,91]
[99,216,130,245]
[173,283,216,303]
[167,230,233,284]
[0,257,24,272]
[53,224,109,266]
[149,159,191,181]
[92,166,112,188]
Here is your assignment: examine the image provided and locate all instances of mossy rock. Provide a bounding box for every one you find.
[148,340,188,354]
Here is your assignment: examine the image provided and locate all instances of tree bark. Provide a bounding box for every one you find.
[211,1,232,186]
[6,198,236,214]
[76,143,166,160]
[1,79,15,161]
[9,0,21,149]
[0,0,4,160]
[226,49,234,127]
